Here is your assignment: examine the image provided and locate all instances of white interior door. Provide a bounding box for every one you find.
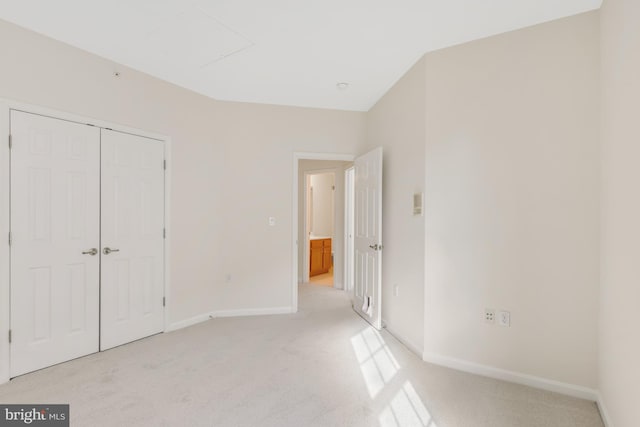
[10,111,100,377]
[100,129,165,350]
[352,148,383,329]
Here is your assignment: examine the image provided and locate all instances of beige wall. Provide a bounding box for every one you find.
[422,11,600,389]
[309,173,335,237]
[600,0,640,424]
[0,18,366,330]
[365,58,426,353]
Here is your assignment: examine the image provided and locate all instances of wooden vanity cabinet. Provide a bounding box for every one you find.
[310,238,332,277]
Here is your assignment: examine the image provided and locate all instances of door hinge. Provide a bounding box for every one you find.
[8,231,12,246]
[8,329,11,344]
[8,134,12,149]
[162,297,166,307]
[163,228,166,239]
[163,160,166,170]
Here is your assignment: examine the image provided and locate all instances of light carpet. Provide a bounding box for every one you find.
[0,284,604,427]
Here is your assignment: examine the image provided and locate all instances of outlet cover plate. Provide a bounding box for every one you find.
[484,309,495,324]
[498,310,511,327]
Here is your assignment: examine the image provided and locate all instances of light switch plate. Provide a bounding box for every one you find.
[413,193,423,216]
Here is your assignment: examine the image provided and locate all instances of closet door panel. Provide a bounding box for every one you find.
[100,129,164,350]
[10,111,100,377]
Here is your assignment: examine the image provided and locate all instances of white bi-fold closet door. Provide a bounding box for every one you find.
[10,110,165,378]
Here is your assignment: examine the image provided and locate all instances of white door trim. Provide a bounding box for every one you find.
[0,98,172,384]
[344,167,355,293]
[292,152,354,313]
[0,100,11,384]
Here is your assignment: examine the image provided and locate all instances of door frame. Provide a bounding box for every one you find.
[0,99,172,384]
[302,168,337,285]
[343,167,355,293]
[291,152,354,313]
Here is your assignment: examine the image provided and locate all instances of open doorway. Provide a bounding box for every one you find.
[292,150,382,328]
[294,156,353,309]
[306,171,336,287]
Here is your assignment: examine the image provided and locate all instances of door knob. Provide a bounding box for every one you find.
[369,244,378,250]
[103,247,120,255]
[82,248,98,256]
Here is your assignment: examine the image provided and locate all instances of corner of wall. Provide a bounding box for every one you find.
[365,53,428,362]
[167,306,294,333]
[596,393,614,427]
[383,320,423,356]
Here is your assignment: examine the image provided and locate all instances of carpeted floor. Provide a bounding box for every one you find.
[0,284,604,427]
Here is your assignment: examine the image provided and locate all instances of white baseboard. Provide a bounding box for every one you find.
[166,311,216,332]
[423,352,598,401]
[166,306,293,332]
[216,307,293,318]
[382,320,423,357]
[596,393,613,427]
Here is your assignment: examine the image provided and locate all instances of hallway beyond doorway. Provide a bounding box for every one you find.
[309,267,334,287]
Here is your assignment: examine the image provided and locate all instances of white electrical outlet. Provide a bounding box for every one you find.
[497,310,511,327]
[484,309,495,324]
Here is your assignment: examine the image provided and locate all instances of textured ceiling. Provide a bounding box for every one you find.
[0,0,602,111]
